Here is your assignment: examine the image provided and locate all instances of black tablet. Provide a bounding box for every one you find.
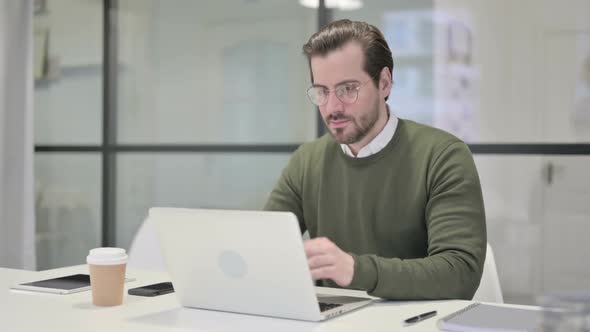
[11,273,135,294]
[11,274,92,294]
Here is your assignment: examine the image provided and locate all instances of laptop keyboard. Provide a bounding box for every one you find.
[318,302,344,312]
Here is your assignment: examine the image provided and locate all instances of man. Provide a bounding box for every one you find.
[264,19,486,300]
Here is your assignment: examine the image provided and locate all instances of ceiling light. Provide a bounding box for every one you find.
[299,0,363,11]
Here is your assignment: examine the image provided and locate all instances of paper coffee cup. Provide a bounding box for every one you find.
[87,247,128,306]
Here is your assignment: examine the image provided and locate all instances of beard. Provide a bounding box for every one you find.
[325,99,381,145]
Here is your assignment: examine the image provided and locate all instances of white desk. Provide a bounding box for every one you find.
[1,265,536,331]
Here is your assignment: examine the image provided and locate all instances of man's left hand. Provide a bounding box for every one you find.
[303,237,354,287]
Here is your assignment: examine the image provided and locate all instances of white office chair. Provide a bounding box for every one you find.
[472,243,504,303]
[128,217,167,272]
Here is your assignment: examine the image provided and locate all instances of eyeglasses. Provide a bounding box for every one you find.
[306,79,372,106]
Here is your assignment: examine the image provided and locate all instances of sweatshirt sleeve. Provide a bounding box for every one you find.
[347,141,487,300]
[263,147,307,233]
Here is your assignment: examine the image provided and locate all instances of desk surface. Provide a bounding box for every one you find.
[1,265,537,331]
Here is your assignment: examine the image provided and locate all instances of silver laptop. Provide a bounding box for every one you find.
[150,207,373,321]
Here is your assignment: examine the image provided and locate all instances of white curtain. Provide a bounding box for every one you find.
[0,0,36,270]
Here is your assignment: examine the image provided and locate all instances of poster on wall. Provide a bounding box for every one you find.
[433,10,479,142]
[572,33,590,139]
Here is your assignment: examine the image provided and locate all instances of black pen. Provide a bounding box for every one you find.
[403,310,437,326]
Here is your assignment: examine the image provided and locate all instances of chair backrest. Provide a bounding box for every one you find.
[472,242,504,303]
[127,217,167,271]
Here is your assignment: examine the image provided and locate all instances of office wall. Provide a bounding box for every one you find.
[114,0,317,248]
[116,0,317,144]
[436,0,590,304]
[34,0,318,266]
[33,0,590,304]
[334,0,590,304]
[33,0,103,270]
[34,0,102,145]
[434,0,590,143]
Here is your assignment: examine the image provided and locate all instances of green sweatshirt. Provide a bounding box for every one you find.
[264,118,486,300]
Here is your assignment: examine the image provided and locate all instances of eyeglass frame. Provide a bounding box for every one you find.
[306,78,373,106]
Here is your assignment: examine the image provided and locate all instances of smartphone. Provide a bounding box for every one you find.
[10,274,135,295]
[128,282,174,297]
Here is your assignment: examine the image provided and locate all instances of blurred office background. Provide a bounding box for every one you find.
[0,0,586,305]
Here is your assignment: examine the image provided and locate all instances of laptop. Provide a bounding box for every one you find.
[149,207,373,321]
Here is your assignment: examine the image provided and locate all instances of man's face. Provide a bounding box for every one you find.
[310,42,383,145]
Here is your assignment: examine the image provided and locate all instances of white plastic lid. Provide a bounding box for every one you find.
[86,247,128,265]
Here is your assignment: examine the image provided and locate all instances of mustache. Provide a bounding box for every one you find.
[327,113,351,121]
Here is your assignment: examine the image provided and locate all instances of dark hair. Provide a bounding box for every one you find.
[302,19,393,100]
